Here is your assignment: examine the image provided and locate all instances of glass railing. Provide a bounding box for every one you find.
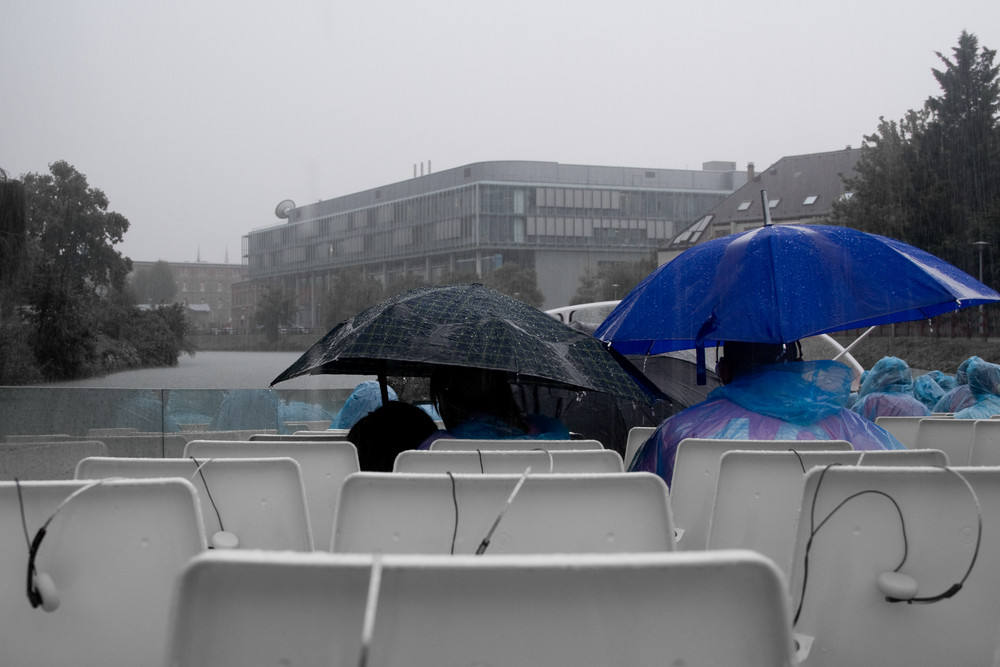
[0,386,354,465]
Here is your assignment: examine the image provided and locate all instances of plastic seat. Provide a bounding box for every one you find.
[969,419,1000,465]
[0,478,205,667]
[184,439,359,550]
[707,449,949,576]
[428,438,603,451]
[624,426,657,469]
[0,439,107,480]
[789,466,1000,666]
[394,449,624,474]
[913,417,976,465]
[75,456,313,550]
[166,549,794,667]
[874,415,931,448]
[670,438,853,550]
[250,430,350,441]
[332,472,673,554]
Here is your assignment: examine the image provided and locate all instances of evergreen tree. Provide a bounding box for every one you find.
[833,31,1000,286]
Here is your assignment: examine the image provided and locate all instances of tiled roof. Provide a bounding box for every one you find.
[666,148,861,251]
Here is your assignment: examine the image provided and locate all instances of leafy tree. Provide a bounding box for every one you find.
[131,260,177,304]
[571,257,657,304]
[385,273,427,299]
[17,161,133,379]
[833,31,1000,286]
[483,263,544,307]
[255,283,298,341]
[0,168,27,318]
[321,270,384,329]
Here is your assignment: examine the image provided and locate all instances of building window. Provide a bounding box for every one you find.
[768,199,780,208]
[803,195,818,205]
[736,201,752,211]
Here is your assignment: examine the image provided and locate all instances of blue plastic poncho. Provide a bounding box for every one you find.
[929,370,956,392]
[954,359,1000,419]
[629,360,904,483]
[912,372,946,411]
[933,356,981,413]
[331,381,398,430]
[420,413,571,448]
[850,356,930,421]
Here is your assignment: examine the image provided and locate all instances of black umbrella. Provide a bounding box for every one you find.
[270,284,662,405]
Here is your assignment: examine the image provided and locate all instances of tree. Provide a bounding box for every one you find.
[19,161,134,379]
[570,257,657,304]
[0,168,27,317]
[131,260,177,304]
[483,263,544,307]
[833,31,1000,286]
[321,270,384,329]
[255,284,298,341]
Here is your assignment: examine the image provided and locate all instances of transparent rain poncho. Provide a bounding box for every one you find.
[954,359,1000,419]
[330,380,398,430]
[850,356,930,421]
[628,360,905,483]
[933,356,981,413]
[913,372,946,411]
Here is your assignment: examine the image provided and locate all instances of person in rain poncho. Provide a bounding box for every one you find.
[330,380,398,430]
[629,341,904,484]
[850,356,930,421]
[953,358,1000,419]
[420,366,569,448]
[933,356,980,413]
[913,371,948,411]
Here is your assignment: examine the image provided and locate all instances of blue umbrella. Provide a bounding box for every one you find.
[595,223,1000,381]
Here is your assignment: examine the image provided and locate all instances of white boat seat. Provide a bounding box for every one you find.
[75,456,312,551]
[0,478,205,667]
[184,439,359,550]
[394,448,624,474]
[332,472,674,554]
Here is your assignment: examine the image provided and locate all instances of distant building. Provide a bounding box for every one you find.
[129,260,248,330]
[242,160,746,324]
[661,149,861,264]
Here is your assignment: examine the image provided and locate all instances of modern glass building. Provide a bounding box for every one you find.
[242,160,745,325]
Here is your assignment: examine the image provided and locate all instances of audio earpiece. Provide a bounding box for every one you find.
[31,571,60,612]
[876,571,918,601]
[210,530,239,549]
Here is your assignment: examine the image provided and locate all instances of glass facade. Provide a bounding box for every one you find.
[242,161,742,323]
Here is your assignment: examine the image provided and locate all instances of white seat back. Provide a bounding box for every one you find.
[874,416,930,448]
[670,438,853,550]
[914,418,976,465]
[428,438,604,451]
[789,466,1000,667]
[624,426,657,468]
[0,479,205,667]
[166,550,794,667]
[394,449,624,474]
[184,439,359,550]
[708,449,949,575]
[969,419,1000,465]
[166,551,372,667]
[332,472,673,554]
[75,456,312,550]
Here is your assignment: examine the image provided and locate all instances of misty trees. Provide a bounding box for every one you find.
[483,263,544,307]
[570,257,657,304]
[833,31,1000,286]
[0,161,192,382]
[255,284,298,341]
[131,260,177,304]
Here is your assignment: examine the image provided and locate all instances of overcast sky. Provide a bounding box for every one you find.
[3,0,999,264]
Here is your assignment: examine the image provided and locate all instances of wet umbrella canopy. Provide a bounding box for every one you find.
[271,284,661,404]
[596,223,1000,381]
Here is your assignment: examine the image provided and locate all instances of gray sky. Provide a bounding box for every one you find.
[3,0,999,264]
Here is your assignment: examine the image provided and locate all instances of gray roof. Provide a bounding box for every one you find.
[667,148,861,250]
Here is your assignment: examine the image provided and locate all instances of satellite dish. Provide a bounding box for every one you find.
[274,199,296,219]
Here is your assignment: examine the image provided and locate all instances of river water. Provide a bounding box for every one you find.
[38,351,371,390]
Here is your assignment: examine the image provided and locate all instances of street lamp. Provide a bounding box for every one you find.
[973,241,989,336]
